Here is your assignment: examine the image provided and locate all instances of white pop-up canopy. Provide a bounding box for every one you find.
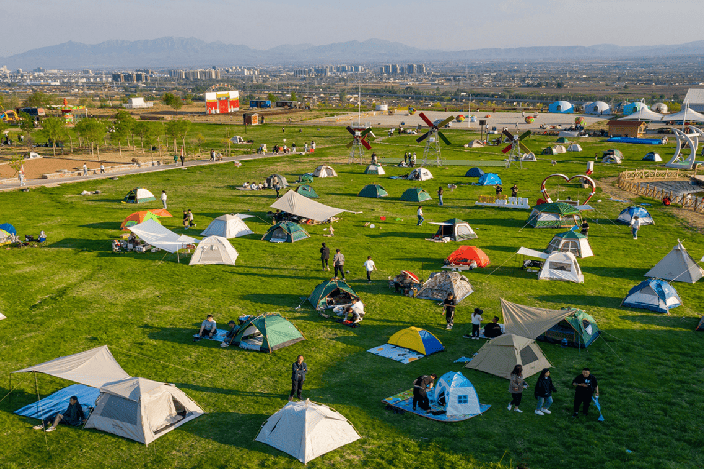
[662,106,704,123]
[128,219,199,253]
[271,190,358,222]
[619,108,663,121]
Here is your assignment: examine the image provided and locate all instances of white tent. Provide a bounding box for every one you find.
[662,107,704,123]
[407,168,433,181]
[553,145,566,154]
[432,372,483,417]
[567,143,583,152]
[521,153,537,161]
[0,312,5,320]
[646,240,704,283]
[189,236,239,266]
[364,164,385,175]
[128,219,199,253]
[545,231,593,258]
[314,165,337,177]
[584,101,611,115]
[255,399,360,464]
[517,248,584,283]
[271,190,352,222]
[14,346,131,388]
[200,214,253,238]
[619,108,663,121]
[465,140,484,148]
[86,377,204,445]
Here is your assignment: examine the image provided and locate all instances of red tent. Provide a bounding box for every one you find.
[446,246,490,268]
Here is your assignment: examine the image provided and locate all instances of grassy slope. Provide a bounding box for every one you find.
[0,124,703,469]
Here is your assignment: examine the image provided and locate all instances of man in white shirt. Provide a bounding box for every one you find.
[417,206,424,226]
[363,256,377,283]
[630,216,641,239]
[161,190,167,209]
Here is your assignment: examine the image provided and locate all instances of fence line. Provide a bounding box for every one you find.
[617,170,704,214]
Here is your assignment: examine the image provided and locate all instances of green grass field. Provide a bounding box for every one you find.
[1,124,703,469]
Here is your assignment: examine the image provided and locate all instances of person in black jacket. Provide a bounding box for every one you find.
[33,396,85,432]
[442,293,456,330]
[534,368,557,415]
[289,355,308,401]
[484,316,503,338]
[572,368,599,418]
[412,374,437,412]
[320,243,330,271]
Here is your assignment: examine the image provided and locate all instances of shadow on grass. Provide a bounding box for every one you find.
[535,294,623,308]
[48,238,112,251]
[141,325,224,346]
[243,293,307,308]
[176,383,284,399]
[366,231,429,239]
[468,218,527,228]
[619,314,697,329]
[582,266,646,281]
[0,386,38,413]
[177,411,273,447]
[79,221,121,230]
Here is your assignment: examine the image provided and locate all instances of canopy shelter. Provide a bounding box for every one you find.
[358,184,388,198]
[271,190,351,222]
[662,106,704,123]
[255,399,360,464]
[416,271,473,302]
[430,219,477,241]
[527,203,582,229]
[387,327,444,356]
[0,223,17,235]
[537,308,599,348]
[200,214,253,238]
[123,187,156,204]
[295,184,319,198]
[262,221,310,243]
[400,187,431,202]
[230,313,304,352]
[189,236,238,266]
[407,168,433,181]
[545,231,593,258]
[619,108,663,121]
[446,246,490,267]
[617,206,654,225]
[364,164,385,175]
[308,279,360,310]
[85,377,204,445]
[314,165,337,177]
[646,240,704,283]
[465,334,551,379]
[500,298,573,340]
[128,219,198,253]
[465,167,485,178]
[622,278,682,313]
[120,210,171,231]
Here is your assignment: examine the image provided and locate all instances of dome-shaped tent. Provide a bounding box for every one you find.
[622,279,682,313]
[545,231,593,258]
[295,184,319,198]
[407,167,433,181]
[476,173,502,186]
[189,236,239,265]
[400,187,431,202]
[262,221,309,243]
[446,246,490,267]
[308,279,360,310]
[364,164,385,175]
[617,206,654,225]
[567,143,583,152]
[201,214,253,238]
[432,372,488,417]
[465,167,485,178]
[230,313,304,352]
[416,271,473,302]
[431,219,477,241]
[548,101,574,113]
[266,174,288,188]
[602,149,623,164]
[642,152,662,162]
[314,165,337,177]
[584,101,611,115]
[623,101,649,116]
[358,184,388,198]
[652,102,668,113]
[387,327,444,355]
[123,187,156,204]
[527,203,582,229]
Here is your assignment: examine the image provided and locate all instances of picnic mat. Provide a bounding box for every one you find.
[367,344,424,364]
[15,384,100,420]
[382,389,490,422]
[193,328,228,342]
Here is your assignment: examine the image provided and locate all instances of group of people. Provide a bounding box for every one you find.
[403,152,417,167]
[319,244,377,284]
[182,209,195,229]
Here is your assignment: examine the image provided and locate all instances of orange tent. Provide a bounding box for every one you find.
[446,246,490,268]
[120,210,172,231]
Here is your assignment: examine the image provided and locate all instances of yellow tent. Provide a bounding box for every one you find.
[387,327,444,355]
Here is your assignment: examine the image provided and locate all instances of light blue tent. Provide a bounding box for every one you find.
[623,101,649,116]
[622,279,682,313]
[617,206,654,225]
[465,167,485,178]
[548,101,574,113]
[476,173,502,186]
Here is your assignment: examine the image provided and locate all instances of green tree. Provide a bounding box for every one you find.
[267,93,278,103]
[162,93,183,110]
[290,92,297,102]
[75,119,107,160]
[112,110,136,154]
[24,92,55,107]
[39,117,68,156]
[165,119,191,155]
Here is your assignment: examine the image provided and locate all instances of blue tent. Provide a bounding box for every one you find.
[465,167,485,178]
[622,279,682,313]
[623,102,648,116]
[0,223,16,235]
[642,152,662,162]
[476,173,502,186]
[617,206,654,225]
[548,101,574,113]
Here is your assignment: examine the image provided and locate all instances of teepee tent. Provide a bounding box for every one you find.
[230,313,304,352]
[358,184,388,198]
[314,165,337,177]
[308,279,359,310]
[123,188,156,204]
[416,272,473,302]
[430,219,477,241]
[189,236,238,266]
[255,400,360,464]
[527,203,582,228]
[387,327,444,356]
[645,240,703,283]
[262,221,310,243]
[407,168,433,181]
[465,334,551,379]
[545,231,593,258]
[85,377,204,445]
[622,278,682,313]
[617,206,654,225]
[446,246,490,267]
[500,299,574,340]
[432,372,485,417]
[295,185,319,198]
[400,187,431,202]
[364,164,385,175]
[201,214,253,238]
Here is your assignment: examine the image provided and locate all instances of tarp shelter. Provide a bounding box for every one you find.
[308,279,360,310]
[262,221,310,243]
[431,218,477,241]
[85,377,204,445]
[271,190,348,222]
[416,271,473,302]
[128,219,199,253]
[527,203,582,228]
[645,240,704,283]
[189,236,238,266]
[500,298,573,340]
[407,168,433,181]
[476,173,502,186]
[0,223,16,235]
[200,214,253,238]
[617,206,654,225]
[432,372,484,417]
[465,334,551,379]
[230,313,304,352]
[545,231,593,258]
[358,184,388,198]
[120,211,162,231]
[123,188,156,204]
[538,308,599,348]
[602,149,623,164]
[517,248,584,283]
[400,187,431,202]
[446,246,490,267]
[314,165,337,177]
[295,185,319,198]
[567,143,583,152]
[364,164,385,175]
[465,167,485,178]
[255,399,360,464]
[266,174,288,188]
[643,152,662,162]
[622,278,682,313]
[387,327,444,356]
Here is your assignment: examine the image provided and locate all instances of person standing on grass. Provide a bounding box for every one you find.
[511,184,518,198]
[363,256,377,283]
[180,153,185,166]
[437,186,444,206]
[333,249,345,280]
[320,243,330,272]
[495,184,503,198]
[442,293,456,330]
[289,355,308,401]
[630,215,641,239]
[412,374,437,412]
[581,220,590,237]
[572,368,598,418]
[534,368,556,416]
[465,308,483,340]
[508,364,527,413]
[161,190,167,209]
[83,163,88,176]
[417,206,424,226]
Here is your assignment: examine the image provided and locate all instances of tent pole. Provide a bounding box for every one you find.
[8,373,11,406]
[34,372,50,452]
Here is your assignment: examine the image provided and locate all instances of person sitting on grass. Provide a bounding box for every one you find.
[221,320,239,348]
[483,316,503,338]
[196,314,217,340]
[33,396,85,432]
[344,298,365,323]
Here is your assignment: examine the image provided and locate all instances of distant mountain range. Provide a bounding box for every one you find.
[4,37,704,70]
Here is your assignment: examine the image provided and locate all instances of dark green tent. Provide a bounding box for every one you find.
[527,203,582,229]
[358,184,388,198]
[400,187,431,202]
[308,279,360,310]
[230,313,304,353]
[295,185,319,198]
[538,308,599,348]
[299,173,314,183]
[262,221,310,243]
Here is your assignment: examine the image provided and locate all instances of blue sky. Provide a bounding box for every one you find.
[2,0,699,56]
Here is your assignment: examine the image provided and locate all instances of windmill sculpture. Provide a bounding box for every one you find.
[501,128,532,168]
[346,126,373,164]
[416,113,454,165]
